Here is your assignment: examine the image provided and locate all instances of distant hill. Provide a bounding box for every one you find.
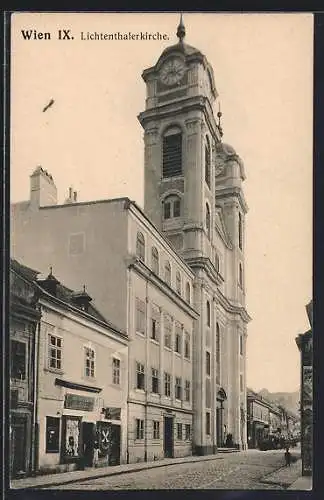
[258,388,300,416]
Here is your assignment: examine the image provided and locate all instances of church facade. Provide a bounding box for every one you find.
[11,19,250,458]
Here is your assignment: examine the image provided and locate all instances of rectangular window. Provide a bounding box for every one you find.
[177,423,182,440]
[175,377,182,400]
[84,347,95,378]
[164,202,171,220]
[206,351,211,376]
[136,362,145,390]
[112,358,120,385]
[10,340,26,380]
[153,420,160,440]
[206,412,211,435]
[150,306,160,341]
[151,368,159,394]
[185,424,191,441]
[46,416,60,453]
[184,332,190,359]
[48,334,62,371]
[240,374,244,393]
[164,314,172,349]
[135,298,146,335]
[162,133,182,178]
[173,199,181,218]
[240,334,243,356]
[175,333,181,354]
[206,379,211,408]
[136,419,144,439]
[164,372,171,397]
[185,380,190,402]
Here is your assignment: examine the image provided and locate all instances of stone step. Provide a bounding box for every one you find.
[217,448,239,453]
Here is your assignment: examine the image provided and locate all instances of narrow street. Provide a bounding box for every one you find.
[44,449,301,490]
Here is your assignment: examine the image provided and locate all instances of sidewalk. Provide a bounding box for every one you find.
[10,450,238,490]
[260,458,311,490]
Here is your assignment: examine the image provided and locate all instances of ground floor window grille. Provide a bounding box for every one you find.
[136,419,144,439]
[153,420,160,439]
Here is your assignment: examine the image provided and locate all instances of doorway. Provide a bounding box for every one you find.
[163,416,174,458]
[82,422,95,467]
[11,415,27,477]
[109,424,121,466]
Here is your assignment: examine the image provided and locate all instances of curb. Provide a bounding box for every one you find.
[13,454,231,490]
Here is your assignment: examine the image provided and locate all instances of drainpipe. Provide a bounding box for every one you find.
[31,307,42,474]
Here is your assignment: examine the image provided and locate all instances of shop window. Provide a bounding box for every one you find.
[153,420,160,439]
[136,362,145,390]
[112,357,120,385]
[46,416,60,453]
[48,334,62,371]
[10,340,26,380]
[164,372,171,397]
[151,368,159,394]
[175,377,182,400]
[136,419,144,439]
[177,423,183,440]
[136,231,145,262]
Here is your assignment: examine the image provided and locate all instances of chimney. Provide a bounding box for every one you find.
[64,186,74,205]
[30,166,57,208]
[73,191,78,202]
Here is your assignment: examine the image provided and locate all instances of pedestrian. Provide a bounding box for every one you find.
[284,447,291,467]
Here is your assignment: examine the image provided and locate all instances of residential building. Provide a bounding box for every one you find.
[10,260,41,478]
[296,300,313,477]
[11,259,129,474]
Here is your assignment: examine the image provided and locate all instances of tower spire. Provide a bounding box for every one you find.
[176,13,186,43]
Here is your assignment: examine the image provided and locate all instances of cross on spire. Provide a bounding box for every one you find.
[176,13,186,43]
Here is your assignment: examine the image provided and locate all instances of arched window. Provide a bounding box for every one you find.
[162,127,182,178]
[151,246,159,275]
[238,212,243,250]
[136,231,145,262]
[216,323,221,384]
[206,203,211,239]
[176,271,182,295]
[206,300,211,327]
[185,282,191,303]
[164,260,171,286]
[163,195,181,220]
[205,136,211,188]
[239,263,243,287]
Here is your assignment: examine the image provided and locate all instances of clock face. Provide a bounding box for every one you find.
[159,58,186,86]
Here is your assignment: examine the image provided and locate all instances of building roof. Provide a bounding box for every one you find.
[10,259,127,338]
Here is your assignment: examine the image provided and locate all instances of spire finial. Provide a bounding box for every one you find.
[176,13,186,43]
[83,284,86,293]
[49,266,53,275]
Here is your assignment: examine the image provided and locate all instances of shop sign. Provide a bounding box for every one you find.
[104,407,121,420]
[64,393,95,411]
[97,421,111,455]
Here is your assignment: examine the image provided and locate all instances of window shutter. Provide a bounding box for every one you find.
[162,133,182,177]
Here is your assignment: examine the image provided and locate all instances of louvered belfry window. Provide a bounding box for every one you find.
[162,132,182,178]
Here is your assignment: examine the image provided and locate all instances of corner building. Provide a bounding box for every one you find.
[138,22,250,452]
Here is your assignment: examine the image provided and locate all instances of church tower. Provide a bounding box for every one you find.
[138,16,250,454]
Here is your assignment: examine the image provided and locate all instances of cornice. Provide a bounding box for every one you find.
[216,187,249,214]
[128,257,199,320]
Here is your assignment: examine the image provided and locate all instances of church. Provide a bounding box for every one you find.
[11,17,250,462]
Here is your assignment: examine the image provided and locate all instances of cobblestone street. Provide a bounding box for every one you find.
[44,449,301,490]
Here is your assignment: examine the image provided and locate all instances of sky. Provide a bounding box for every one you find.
[10,12,313,393]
